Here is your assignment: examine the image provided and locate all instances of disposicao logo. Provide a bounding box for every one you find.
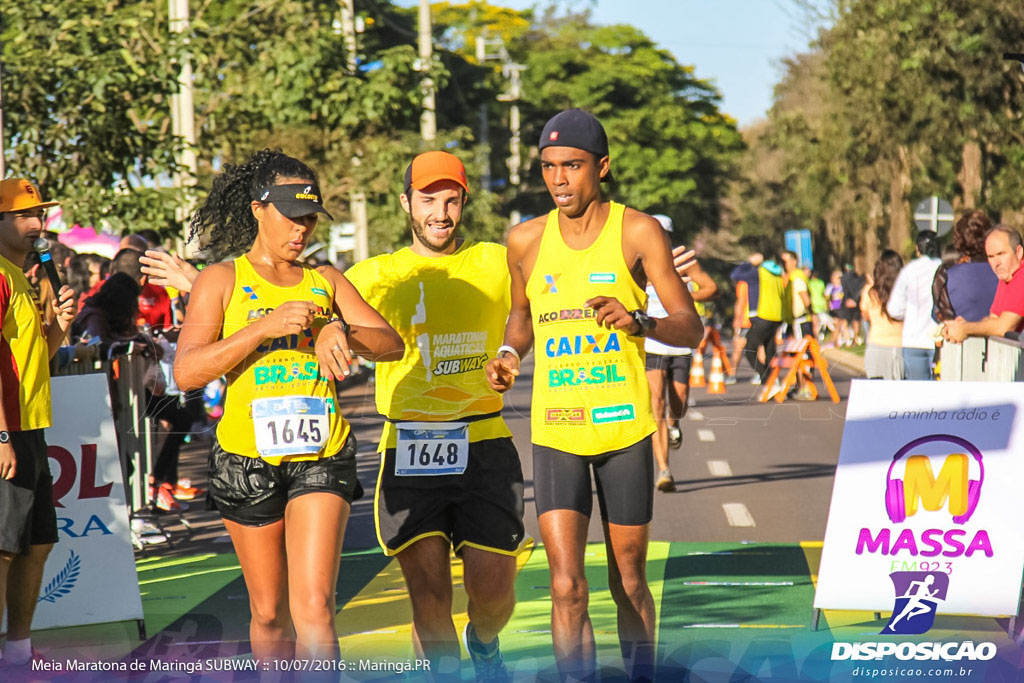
[880,571,948,635]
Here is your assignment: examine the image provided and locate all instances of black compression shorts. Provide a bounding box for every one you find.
[533,436,654,526]
[645,353,692,384]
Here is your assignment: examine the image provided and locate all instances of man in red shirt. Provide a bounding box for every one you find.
[943,225,1024,342]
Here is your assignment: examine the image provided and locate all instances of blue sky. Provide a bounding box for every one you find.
[398,0,820,128]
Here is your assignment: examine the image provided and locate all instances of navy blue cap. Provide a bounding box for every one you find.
[255,182,333,220]
[539,109,614,183]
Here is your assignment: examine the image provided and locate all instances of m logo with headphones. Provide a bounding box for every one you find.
[884,435,984,525]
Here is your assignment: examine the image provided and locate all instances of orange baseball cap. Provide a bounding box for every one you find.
[404,151,470,195]
[0,178,59,213]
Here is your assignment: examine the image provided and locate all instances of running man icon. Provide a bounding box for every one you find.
[882,571,949,635]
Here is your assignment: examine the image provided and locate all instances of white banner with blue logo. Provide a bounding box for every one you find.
[33,373,143,630]
[814,380,1024,620]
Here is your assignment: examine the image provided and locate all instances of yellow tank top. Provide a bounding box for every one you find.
[216,256,350,464]
[526,202,655,455]
[345,241,512,451]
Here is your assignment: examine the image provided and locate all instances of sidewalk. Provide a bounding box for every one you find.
[822,346,865,378]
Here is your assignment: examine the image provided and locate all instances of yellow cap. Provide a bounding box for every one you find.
[0,178,59,213]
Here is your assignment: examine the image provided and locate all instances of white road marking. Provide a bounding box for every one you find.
[723,503,756,527]
[707,460,732,477]
[687,410,705,422]
[697,429,716,442]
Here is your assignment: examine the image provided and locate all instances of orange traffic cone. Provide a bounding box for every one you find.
[707,351,727,394]
[689,351,706,387]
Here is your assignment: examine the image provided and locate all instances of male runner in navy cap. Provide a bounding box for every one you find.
[487,109,702,680]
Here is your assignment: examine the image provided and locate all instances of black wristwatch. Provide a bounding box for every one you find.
[629,309,655,337]
[0,431,9,445]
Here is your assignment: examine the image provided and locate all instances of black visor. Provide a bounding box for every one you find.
[255,183,333,220]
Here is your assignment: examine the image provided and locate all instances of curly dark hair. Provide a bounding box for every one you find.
[871,249,904,323]
[188,149,319,260]
[952,210,991,261]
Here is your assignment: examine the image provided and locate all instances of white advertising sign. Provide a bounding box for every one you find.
[33,373,143,630]
[815,380,1024,617]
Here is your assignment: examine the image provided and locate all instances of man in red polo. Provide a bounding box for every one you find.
[943,225,1024,342]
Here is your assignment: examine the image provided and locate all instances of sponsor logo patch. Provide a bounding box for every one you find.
[434,354,489,376]
[589,272,616,284]
[544,407,586,425]
[591,403,636,424]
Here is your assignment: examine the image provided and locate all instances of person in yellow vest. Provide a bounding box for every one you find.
[486,109,703,681]
[782,250,815,400]
[0,179,76,672]
[346,152,524,680]
[173,150,403,663]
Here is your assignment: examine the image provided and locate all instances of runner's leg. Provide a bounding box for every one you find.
[396,536,460,672]
[284,492,350,659]
[223,518,294,660]
[646,367,669,473]
[461,547,517,644]
[539,510,595,680]
[605,523,655,680]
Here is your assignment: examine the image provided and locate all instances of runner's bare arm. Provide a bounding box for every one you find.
[314,266,404,380]
[174,264,316,390]
[486,223,537,392]
[628,212,703,347]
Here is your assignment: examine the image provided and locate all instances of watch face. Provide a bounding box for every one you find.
[0,431,9,444]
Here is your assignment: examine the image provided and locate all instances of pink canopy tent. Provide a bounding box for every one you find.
[56,225,121,258]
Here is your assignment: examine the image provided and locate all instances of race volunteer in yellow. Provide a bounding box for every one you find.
[346,152,522,681]
[0,179,76,672]
[174,151,402,664]
[486,110,703,681]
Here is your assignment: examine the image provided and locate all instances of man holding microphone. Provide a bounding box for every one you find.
[0,179,76,671]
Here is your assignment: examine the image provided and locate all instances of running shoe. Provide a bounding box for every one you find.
[794,387,816,402]
[152,482,185,512]
[724,374,738,385]
[749,375,762,386]
[172,479,203,501]
[656,469,676,493]
[667,426,682,449]
[462,622,511,682]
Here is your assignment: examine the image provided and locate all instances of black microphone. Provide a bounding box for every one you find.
[33,237,64,300]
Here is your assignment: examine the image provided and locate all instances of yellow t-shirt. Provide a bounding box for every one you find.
[525,202,655,455]
[346,241,513,451]
[0,254,52,431]
[216,256,350,464]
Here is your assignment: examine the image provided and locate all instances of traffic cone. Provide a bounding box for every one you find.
[689,351,706,387]
[707,350,727,394]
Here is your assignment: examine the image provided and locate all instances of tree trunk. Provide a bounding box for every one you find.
[955,137,983,212]
[888,145,912,255]
[1001,209,1024,232]
[865,191,882,272]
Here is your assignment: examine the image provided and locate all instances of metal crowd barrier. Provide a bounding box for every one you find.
[939,336,1024,381]
[52,343,156,513]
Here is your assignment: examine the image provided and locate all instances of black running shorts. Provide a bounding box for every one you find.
[0,430,59,555]
[375,437,525,557]
[645,353,693,385]
[533,436,654,526]
[207,434,359,527]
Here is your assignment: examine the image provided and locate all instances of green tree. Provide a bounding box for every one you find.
[2,1,185,233]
